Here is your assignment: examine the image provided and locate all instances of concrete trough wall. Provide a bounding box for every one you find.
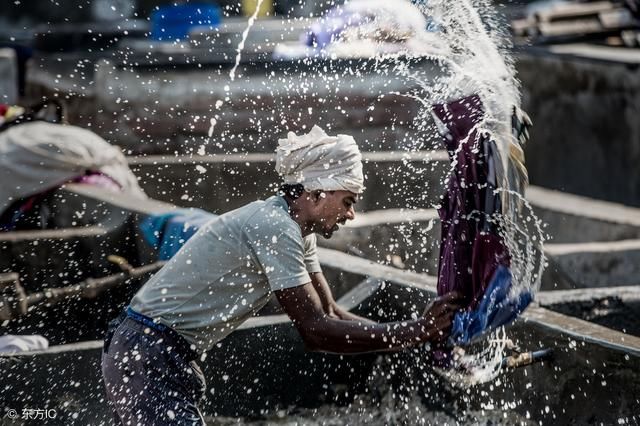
[546,240,640,288]
[127,154,640,294]
[1,183,639,424]
[3,158,636,346]
[517,46,640,207]
[129,154,640,238]
[2,250,639,425]
[26,54,444,155]
[128,151,449,214]
[23,44,640,209]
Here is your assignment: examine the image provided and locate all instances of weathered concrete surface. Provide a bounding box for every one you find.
[129,154,640,291]
[133,156,640,292]
[22,42,640,208]
[321,208,441,275]
[94,55,440,153]
[2,180,637,346]
[527,186,640,243]
[2,255,639,425]
[0,48,18,104]
[128,151,449,213]
[517,47,640,207]
[319,190,640,294]
[25,54,445,154]
[129,154,640,239]
[538,285,640,335]
[545,240,640,288]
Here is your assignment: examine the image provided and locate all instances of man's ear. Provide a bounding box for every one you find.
[311,190,326,203]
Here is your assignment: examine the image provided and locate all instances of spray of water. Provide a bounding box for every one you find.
[202,1,263,153]
[204,0,544,392]
[354,0,547,385]
[229,0,265,81]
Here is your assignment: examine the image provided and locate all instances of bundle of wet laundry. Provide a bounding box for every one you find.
[431,94,534,348]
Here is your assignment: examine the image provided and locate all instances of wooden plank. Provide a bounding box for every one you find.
[511,18,537,36]
[538,18,604,37]
[0,225,107,242]
[537,285,640,305]
[535,1,615,23]
[599,8,637,28]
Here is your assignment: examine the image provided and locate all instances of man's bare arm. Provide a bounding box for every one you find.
[275,282,463,354]
[309,272,375,324]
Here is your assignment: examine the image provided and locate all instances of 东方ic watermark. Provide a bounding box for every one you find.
[5,408,57,420]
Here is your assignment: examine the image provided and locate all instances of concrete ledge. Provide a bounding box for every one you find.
[127,150,449,166]
[537,285,640,305]
[0,225,107,242]
[547,44,640,65]
[527,186,640,228]
[2,248,639,423]
[523,305,640,357]
[517,51,640,207]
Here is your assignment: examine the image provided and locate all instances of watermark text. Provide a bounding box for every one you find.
[5,408,57,420]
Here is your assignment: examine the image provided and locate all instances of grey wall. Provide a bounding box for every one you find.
[0,48,18,104]
[517,51,640,207]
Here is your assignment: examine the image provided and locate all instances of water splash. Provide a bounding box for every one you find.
[207,118,217,138]
[229,0,265,81]
[363,0,547,385]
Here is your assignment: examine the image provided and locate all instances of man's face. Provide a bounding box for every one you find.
[311,190,358,239]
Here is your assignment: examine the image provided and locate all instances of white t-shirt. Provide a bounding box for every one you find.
[131,196,321,353]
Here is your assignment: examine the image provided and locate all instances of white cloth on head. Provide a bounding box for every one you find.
[275,125,364,194]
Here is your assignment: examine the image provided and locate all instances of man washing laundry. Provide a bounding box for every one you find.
[101,125,463,424]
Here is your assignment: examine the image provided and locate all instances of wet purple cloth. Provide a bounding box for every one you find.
[431,95,510,309]
[431,95,535,348]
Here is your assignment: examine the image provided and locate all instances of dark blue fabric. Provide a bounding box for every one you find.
[448,265,532,346]
[140,209,215,260]
[102,316,206,425]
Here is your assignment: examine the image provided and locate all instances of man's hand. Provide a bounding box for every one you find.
[419,291,466,344]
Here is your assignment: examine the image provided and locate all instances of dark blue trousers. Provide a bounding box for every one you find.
[101,313,206,425]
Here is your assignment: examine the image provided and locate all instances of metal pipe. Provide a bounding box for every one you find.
[1,260,166,321]
[501,348,553,369]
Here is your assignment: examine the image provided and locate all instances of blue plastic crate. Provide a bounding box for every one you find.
[150,3,221,41]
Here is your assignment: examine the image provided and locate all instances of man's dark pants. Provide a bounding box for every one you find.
[101,312,206,425]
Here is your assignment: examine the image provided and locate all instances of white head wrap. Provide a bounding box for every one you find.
[275,125,364,194]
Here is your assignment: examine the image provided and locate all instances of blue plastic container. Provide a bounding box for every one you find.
[150,3,221,41]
